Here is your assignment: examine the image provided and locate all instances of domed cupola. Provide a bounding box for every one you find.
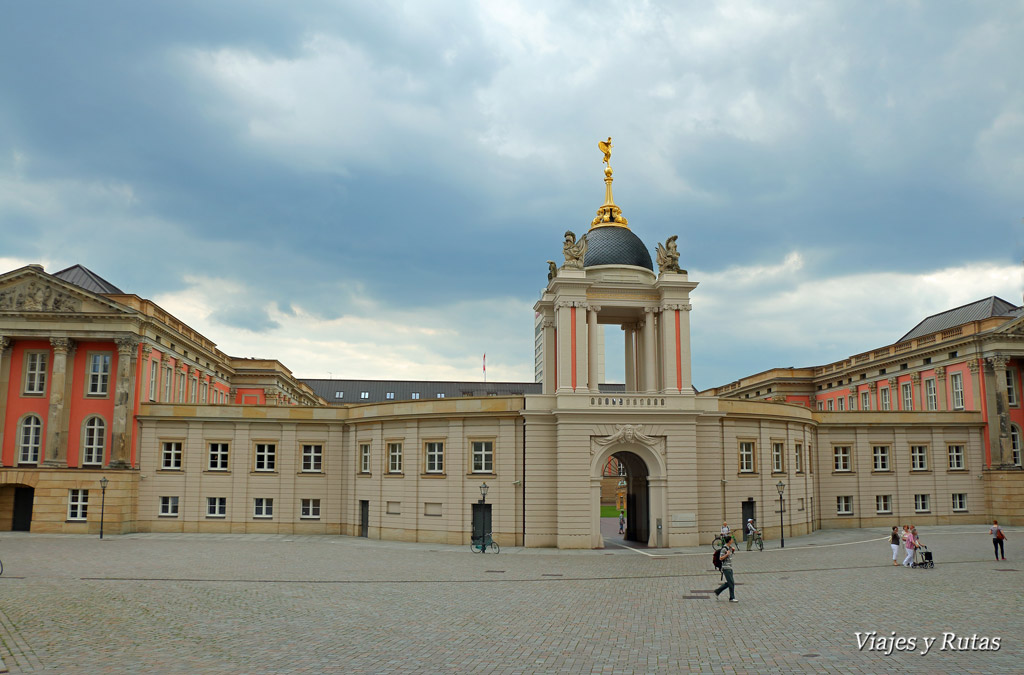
[581,138,653,271]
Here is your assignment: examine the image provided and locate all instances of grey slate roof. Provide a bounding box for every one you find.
[302,379,628,404]
[52,264,124,294]
[583,227,654,270]
[899,296,1020,342]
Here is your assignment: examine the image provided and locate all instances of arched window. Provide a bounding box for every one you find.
[82,416,106,466]
[1012,425,1022,467]
[19,415,42,464]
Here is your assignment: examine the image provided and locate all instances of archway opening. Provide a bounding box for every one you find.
[600,451,650,544]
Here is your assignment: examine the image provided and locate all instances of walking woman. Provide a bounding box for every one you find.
[889,526,901,566]
[991,520,1007,560]
[902,526,916,567]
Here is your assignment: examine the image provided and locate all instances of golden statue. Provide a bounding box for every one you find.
[598,137,612,165]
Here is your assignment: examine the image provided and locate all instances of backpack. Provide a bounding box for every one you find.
[713,547,723,571]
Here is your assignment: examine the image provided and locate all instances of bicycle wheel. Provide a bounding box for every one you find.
[0,558,3,576]
[490,541,500,554]
[470,540,483,553]
[756,537,763,551]
[712,537,723,549]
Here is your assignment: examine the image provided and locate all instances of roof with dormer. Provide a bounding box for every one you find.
[898,296,1021,342]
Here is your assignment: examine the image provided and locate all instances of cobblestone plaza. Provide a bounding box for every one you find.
[0,525,1018,674]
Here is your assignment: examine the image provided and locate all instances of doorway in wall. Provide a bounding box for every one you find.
[611,451,649,544]
[741,499,756,541]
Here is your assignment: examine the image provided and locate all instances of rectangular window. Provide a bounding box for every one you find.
[255,443,276,472]
[833,446,851,472]
[876,495,892,514]
[952,493,967,512]
[472,441,494,473]
[436,393,445,398]
[836,496,853,515]
[848,395,855,410]
[836,397,844,411]
[911,445,928,470]
[159,496,179,516]
[1006,369,1018,406]
[334,391,343,399]
[385,392,395,400]
[872,445,890,472]
[388,442,403,473]
[68,489,89,520]
[951,372,964,409]
[1013,427,1022,466]
[738,441,755,473]
[359,443,371,473]
[301,444,323,472]
[914,494,930,513]
[816,401,823,411]
[87,353,111,396]
[827,399,834,411]
[23,351,48,395]
[360,392,370,399]
[189,377,198,403]
[925,379,937,410]
[201,381,208,403]
[300,498,321,519]
[772,442,784,473]
[880,387,891,411]
[82,418,105,465]
[425,441,444,474]
[860,391,870,411]
[177,372,186,403]
[207,497,226,517]
[149,360,159,401]
[901,382,913,410]
[163,365,172,402]
[208,442,229,471]
[947,444,965,470]
[411,392,420,400]
[253,497,274,518]
[794,443,803,473]
[161,441,182,470]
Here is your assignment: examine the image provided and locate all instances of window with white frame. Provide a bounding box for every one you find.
[848,395,855,410]
[876,495,892,514]
[739,441,755,473]
[817,401,823,411]
[947,444,965,470]
[301,444,323,472]
[827,399,834,411]
[861,391,870,411]
[149,360,159,401]
[472,441,493,473]
[201,381,208,403]
[436,393,445,398]
[833,446,851,472]
[189,376,198,403]
[19,415,42,464]
[82,416,105,465]
[360,391,369,400]
[334,391,344,399]
[925,378,937,410]
[872,445,890,471]
[254,443,276,471]
[208,442,229,470]
[880,387,891,411]
[901,382,913,410]
[425,441,444,474]
[161,441,182,469]
[772,442,784,473]
[159,496,179,516]
[253,497,273,518]
[411,392,420,400]
[1012,425,1022,467]
[163,365,172,402]
[87,353,111,396]
[207,497,226,517]
[177,372,186,402]
[23,351,48,395]
[385,392,395,400]
[388,442,403,473]
[911,444,928,470]
[1006,369,1018,406]
[950,372,964,409]
[914,493,930,512]
[301,498,321,519]
[952,493,967,512]
[359,443,371,473]
[836,495,853,514]
[794,443,803,473]
[838,397,845,411]
[68,489,88,520]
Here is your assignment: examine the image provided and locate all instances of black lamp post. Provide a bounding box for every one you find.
[776,480,785,548]
[479,482,489,504]
[99,476,109,540]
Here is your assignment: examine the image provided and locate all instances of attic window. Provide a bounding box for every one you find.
[436,393,445,398]
[900,363,908,370]
[360,392,369,399]
[923,357,931,365]
[860,374,867,380]
[334,392,344,399]
[879,368,886,375]
[411,393,420,399]
[386,392,395,400]
[948,351,958,359]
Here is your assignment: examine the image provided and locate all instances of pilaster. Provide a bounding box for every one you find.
[587,305,600,392]
[0,337,10,462]
[987,356,1012,467]
[109,335,138,468]
[642,308,656,393]
[43,338,74,467]
[934,366,947,410]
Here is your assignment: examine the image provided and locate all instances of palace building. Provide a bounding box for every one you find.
[1,152,1021,547]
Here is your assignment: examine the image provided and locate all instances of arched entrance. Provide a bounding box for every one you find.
[591,441,666,548]
[615,451,649,543]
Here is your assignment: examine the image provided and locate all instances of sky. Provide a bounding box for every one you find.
[1,1,1022,390]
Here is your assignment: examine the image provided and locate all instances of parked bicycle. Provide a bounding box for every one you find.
[470,532,500,554]
[751,530,764,551]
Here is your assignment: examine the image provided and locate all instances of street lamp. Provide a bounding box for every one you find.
[479,482,489,504]
[99,476,109,540]
[776,480,786,549]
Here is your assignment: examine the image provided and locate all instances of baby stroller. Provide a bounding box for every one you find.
[911,545,934,569]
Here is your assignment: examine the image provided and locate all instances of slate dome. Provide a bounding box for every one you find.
[582,226,653,271]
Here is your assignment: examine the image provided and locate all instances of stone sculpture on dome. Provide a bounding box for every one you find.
[562,230,587,269]
[656,235,684,274]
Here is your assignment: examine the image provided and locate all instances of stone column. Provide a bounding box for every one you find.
[887,377,898,410]
[642,308,657,393]
[587,305,600,392]
[555,301,573,393]
[910,373,921,411]
[867,381,876,411]
[0,337,11,461]
[987,356,1012,467]
[542,318,556,395]
[623,325,636,392]
[934,366,947,410]
[43,337,75,467]
[109,336,138,468]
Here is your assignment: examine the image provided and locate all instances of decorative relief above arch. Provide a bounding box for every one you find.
[591,424,665,456]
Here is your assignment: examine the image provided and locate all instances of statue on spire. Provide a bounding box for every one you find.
[598,137,613,165]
